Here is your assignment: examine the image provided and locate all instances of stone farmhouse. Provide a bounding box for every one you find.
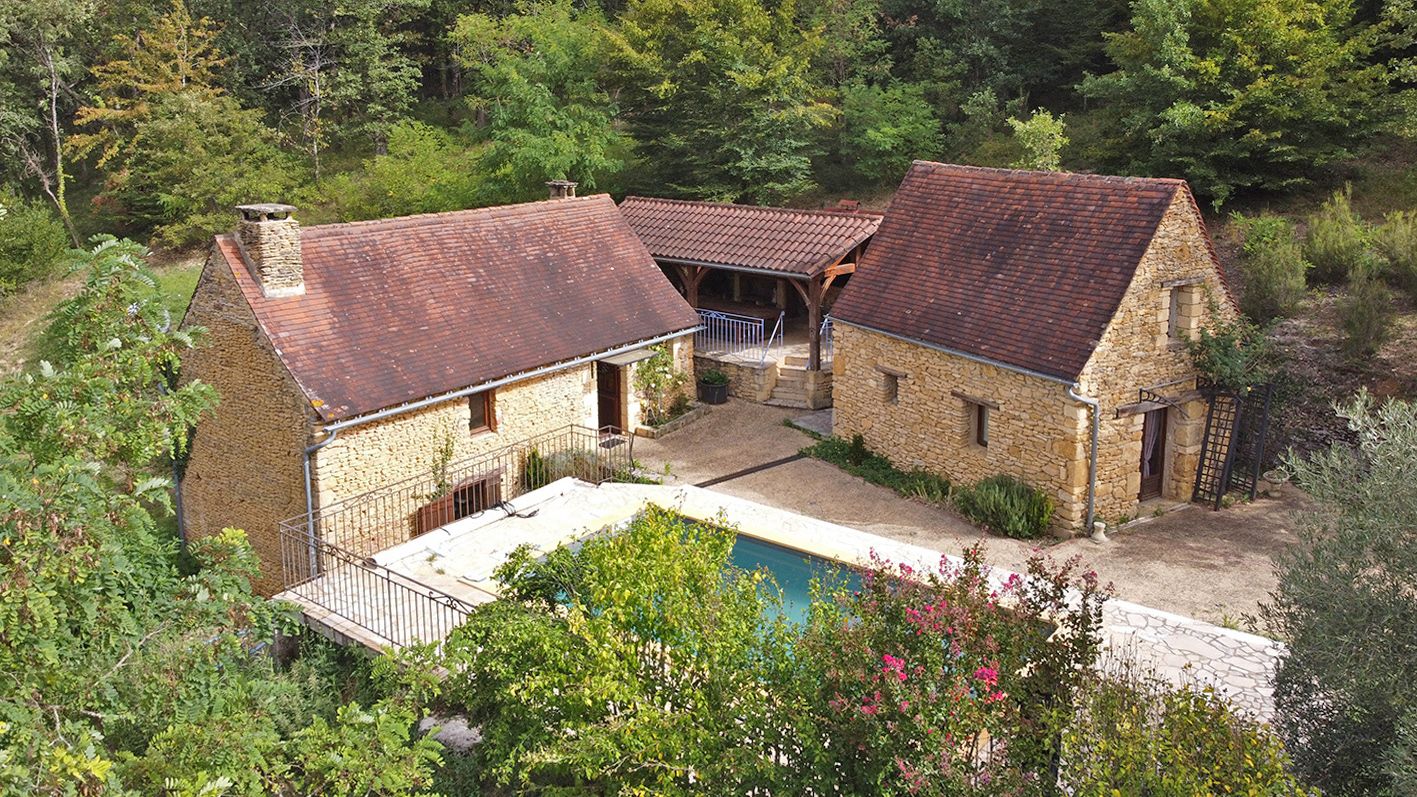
[831,162,1238,530]
[620,197,880,409]
[179,193,699,593]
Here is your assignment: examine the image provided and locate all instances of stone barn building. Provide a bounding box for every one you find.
[179,195,699,593]
[831,162,1238,530]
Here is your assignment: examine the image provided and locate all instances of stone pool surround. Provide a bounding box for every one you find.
[283,477,1282,721]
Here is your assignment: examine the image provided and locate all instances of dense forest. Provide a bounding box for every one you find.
[1,0,1415,262]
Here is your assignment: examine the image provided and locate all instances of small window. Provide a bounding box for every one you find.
[469,390,496,433]
[1167,287,1184,339]
[1168,283,1199,340]
[883,372,899,404]
[970,401,989,448]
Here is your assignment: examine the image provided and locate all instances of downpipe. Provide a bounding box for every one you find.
[301,429,339,577]
[1067,384,1100,531]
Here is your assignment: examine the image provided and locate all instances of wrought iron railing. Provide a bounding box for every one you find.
[279,528,475,649]
[695,308,765,357]
[281,424,633,567]
[758,311,786,367]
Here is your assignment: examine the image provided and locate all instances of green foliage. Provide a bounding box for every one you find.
[390,509,1124,793]
[520,447,551,491]
[1304,187,1372,284]
[284,701,444,796]
[1231,213,1309,322]
[1081,0,1388,205]
[802,435,953,506]
[311,121,484,222]
[631,342,689,426]
[837,80,941,184]
[608,0,834,202]
[106,92,301,247]
[1062,667,1315,795]
[1185,314,1279,391]
[1338,264,1395,360]
[952,474,1055,539]
[698,367,729,385]
[1267,393,1417,795]
[323,0,431,150]
[0,190,69,296]
[0,238,442,795]
[1006,108,1067,171]
[1374,210,1417,300]
[454,1,628,202]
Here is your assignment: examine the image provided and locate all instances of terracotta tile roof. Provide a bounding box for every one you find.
[618,196,882,276]
[832,162,1197,381]
[212,195,699,422]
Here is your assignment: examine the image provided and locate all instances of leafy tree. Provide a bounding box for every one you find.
[1231,213,1309,322]
[324,0,431,152]
[799,0,891,88]
[69,0,227,170]
[1006,108,1066,171]
[1081,0,1389,205]
[836,79,941,184]
[1266,393,1417,796]
[608,0,833,202]
[105,92,299,247]
[1185,313,1279,391]
[453,0,628,201]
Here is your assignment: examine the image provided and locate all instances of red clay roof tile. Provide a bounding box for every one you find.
[831,162,1193,381]
[213,195,699,422]
[619,196,881,276]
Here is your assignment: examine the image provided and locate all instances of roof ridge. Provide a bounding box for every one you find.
[621,195,884,220]
[909,160,1187,189]
[298,194,615,238]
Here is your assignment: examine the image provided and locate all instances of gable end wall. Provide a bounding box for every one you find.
[180,249,316,595]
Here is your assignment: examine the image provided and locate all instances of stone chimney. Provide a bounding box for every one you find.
[234,203,304,298]
[546,180,577,199]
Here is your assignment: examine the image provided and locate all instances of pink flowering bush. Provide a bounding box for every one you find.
[797,546,1110,794]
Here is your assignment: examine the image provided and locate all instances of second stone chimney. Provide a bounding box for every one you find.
[546,180,577,199]
[234,203,304,298]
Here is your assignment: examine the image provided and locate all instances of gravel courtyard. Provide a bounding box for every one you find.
[633,399,1303,627]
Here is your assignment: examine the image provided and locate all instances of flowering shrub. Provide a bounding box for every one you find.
[799,546,1108,793]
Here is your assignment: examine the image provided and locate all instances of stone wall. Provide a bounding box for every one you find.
[236,215,304,298]
[180,251,316,595]
[313,366,598,507]
[693,354,778,402]
[832,323,1092,525]
[1076,192,1237,521]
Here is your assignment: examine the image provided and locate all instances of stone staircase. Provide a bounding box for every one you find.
[766,356,812,408]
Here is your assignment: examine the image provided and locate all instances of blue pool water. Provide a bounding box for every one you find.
[728,535,860,626]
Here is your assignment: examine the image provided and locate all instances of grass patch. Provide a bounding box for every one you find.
[154,259,202,322]
[800,434,952,505]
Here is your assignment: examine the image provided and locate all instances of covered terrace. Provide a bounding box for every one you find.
[619,197,881,373]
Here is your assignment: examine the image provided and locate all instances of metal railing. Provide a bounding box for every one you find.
[280,424,634,584]
[280,528,476,649]
[819,316,834,366]
[759,311,785,367]
[695,308,765,357]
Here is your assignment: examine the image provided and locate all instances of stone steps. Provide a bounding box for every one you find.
[769,364,811,407]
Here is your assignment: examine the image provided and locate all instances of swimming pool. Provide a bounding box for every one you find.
[728,534,860,626]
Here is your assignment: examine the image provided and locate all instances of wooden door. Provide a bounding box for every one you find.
[1139,408,1167,500]
[597,362,623,433]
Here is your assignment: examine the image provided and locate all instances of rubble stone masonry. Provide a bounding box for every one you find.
[180,252,316,594]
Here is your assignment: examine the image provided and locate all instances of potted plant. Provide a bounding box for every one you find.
[697,368,730,405]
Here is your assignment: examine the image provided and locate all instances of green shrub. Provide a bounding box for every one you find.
[802,436,951,504]
[0,192,70,296]
[838,80,941,184]
[1374,210,1417,301]
[521,447,551,491]
[1062,668,1315,795]
[953,474,1054,539]
[1339,263,1395,360]
[310,121,486,223]
[1232,214,1308,322]
[1185,315,1279,391]
[699,368,729,385]
[1303,188,1370,285]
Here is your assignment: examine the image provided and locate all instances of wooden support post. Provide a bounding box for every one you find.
[788,277,824,372]
[675,264,709,307]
